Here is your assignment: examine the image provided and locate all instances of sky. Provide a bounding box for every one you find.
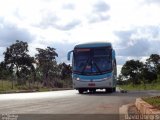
[0,0,160,75]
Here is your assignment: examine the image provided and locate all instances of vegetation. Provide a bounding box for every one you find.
[4,40,35,85]
[143,96,160,110]
[119,82,160,91]
[118,54,160,91]
[0,40,72,93]
[0,79,72,93]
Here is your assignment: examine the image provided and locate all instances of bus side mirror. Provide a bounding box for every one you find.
[67,50,73,61]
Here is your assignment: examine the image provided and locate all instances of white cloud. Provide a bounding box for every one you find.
[0,17,34,47]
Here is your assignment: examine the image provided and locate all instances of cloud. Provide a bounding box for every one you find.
[114,26,160,59]
[54,42,75,63]
[38,13,59,29]
[116,56,147,65]
[88,1,110,23]
[88,14,110,23]
[114,30,133,47]
[116,56,127,65]
[116,39,151,57]
[145,0,160,4]
[54,19,81,31]
[0,18,35,61]
[40,18,81,31]
[93,1,110,12]
[63,3,75,10]
[0,18,35,47]
[37,10,81,30]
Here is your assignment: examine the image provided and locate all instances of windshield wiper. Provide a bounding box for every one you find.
[93,62,102,74]
[81,58,103,75]
[81,57,90,74]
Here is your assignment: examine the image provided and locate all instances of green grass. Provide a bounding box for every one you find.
[143,96,160,110]
[0,80,18,91]
[0,79,72,93]
[119,83,160,91]
[0,80,38,93]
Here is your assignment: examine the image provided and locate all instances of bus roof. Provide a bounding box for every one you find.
[74,42,112,49]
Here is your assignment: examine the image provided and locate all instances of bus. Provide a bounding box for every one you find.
[67,42,117,94]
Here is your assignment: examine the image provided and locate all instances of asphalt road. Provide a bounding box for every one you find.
[0,88,160,120]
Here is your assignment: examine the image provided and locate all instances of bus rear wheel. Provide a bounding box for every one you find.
[105,88,113,93]
[105,87,116,93]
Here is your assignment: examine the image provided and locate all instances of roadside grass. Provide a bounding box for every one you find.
[0,80,18,91]
[0,80,72,93]
[119,79,160,110]
[143,96,160,110]
[119,83,160,91]
[0,80,38,93]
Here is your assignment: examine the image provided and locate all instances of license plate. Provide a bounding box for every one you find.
[88,83,96,86]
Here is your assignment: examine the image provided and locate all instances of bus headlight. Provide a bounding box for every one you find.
[76,78,80,81]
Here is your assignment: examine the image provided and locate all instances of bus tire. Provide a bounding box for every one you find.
[92,89,96,93]
[89,89,96,93]
[105,88,113,93]
[105,88,107,93]
[112,87,116,92]
[78,89,84,94]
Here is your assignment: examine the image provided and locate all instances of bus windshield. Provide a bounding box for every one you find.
[73,48,112,75]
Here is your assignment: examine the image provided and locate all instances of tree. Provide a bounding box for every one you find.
[57,63,72,88]
[141,54,160,83]
[35,47,59,87]
[141,64,157,83]
[117,74,124,85]
[0,62,11,79]
[59,62,72,79]
[146,54,160,74]
[121,60,144,85]
[3,40,35,85]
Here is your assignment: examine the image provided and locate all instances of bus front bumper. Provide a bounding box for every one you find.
[73,78,114,89]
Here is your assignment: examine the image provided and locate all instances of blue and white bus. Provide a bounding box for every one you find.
[67,42,117,94]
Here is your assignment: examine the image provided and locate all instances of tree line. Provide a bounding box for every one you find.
[1,40,159,89]
[118,54,160,85]
[0,40,72,89]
